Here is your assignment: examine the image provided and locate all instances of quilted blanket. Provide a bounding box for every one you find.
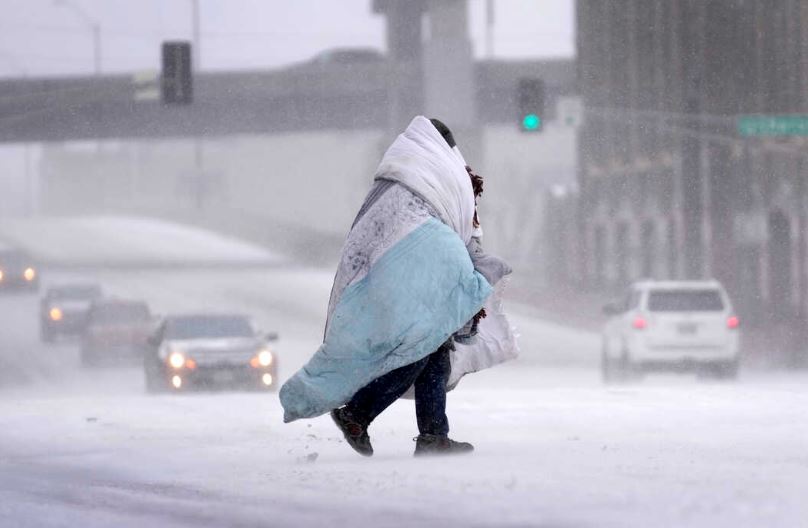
[280,116,515,423]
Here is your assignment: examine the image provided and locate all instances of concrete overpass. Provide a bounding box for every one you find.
[3,0,578,280]
[0,59,574,143]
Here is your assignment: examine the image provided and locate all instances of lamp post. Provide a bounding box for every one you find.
[190,0,204,210]
[191,0,200,71]
[53,0,101,75]
[485,0,494,58]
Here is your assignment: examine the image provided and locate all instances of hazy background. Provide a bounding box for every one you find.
[2,2,808,527]
[0,0,575,220]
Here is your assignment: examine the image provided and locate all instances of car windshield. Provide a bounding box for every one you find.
[0,251,27,267]
[50,286,101,300]
[647,290,724,312]
[165,316,254,340]
[92,304,150,324]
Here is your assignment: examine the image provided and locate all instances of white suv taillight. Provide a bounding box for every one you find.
[727,316,739,330]
[632,316,647,330]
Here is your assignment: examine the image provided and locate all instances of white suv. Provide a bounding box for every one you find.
[601,280,740,381]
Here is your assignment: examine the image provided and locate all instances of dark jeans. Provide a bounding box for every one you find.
[345,342,452,436]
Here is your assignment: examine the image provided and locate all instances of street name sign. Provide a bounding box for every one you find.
[738,115,808,137]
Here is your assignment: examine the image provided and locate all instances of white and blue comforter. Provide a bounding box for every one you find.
[280,116,516,423]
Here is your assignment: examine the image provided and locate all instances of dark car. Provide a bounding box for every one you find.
[40,283,103,342]
[144,314,278,392]
[80,299,153,366]
[0,247,39,293]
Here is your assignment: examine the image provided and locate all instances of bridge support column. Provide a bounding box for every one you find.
[374,0,480,164]
[423,0,480,165]
[423,0,476,129]
[373,0,427,132]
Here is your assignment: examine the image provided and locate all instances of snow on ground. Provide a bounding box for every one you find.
[0,216,284,267]
[2,268,807,528]
[1,218,807,527]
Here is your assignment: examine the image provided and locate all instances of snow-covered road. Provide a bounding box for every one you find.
[1,218,807,527]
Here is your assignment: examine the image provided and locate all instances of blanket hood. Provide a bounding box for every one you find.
[375,116,476,244]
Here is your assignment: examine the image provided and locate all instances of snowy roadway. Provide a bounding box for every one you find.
[1,218,807,527]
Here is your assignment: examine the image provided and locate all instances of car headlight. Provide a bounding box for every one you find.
[49,307,63,321]
[168,351,186,369]
[258,349,273,367]
[24,268,36,281]
[0,270,4,281]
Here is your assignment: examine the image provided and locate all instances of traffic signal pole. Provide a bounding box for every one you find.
[191,0,200,71]
[485,0,494,59]
[681,94,704,279]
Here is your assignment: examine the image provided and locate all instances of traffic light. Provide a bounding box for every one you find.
[517,78,545,132]
[161,41,193,105]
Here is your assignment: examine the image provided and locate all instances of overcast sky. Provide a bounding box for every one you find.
[0,0,575,78]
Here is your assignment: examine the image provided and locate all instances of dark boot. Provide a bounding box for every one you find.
[331,407,373,457]
[413,434,474,456]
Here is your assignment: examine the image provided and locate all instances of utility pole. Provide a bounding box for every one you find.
[680,2,707,280]
[191,0,200,70]
[191,0,203,210]
[485,0,494,59]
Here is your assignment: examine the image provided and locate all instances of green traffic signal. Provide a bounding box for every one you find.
[522,113,541,131]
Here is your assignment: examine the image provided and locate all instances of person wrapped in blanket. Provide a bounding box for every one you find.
[329,118,512,457]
